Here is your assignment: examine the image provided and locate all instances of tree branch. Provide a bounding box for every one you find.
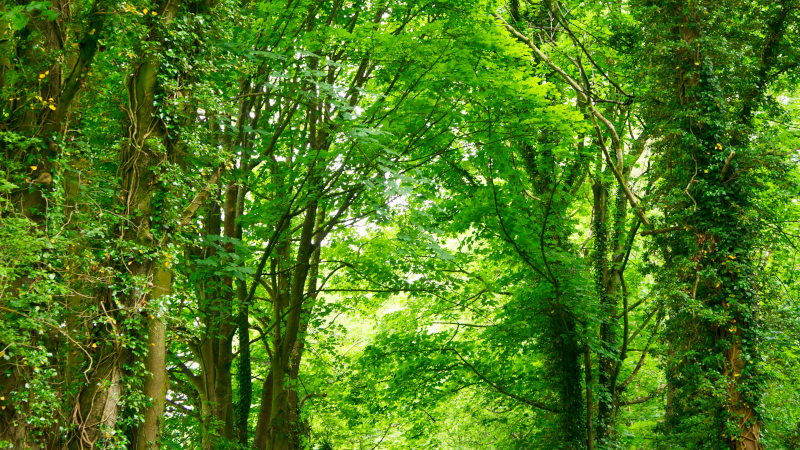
[448,348,560,412]
[620,385,666,406]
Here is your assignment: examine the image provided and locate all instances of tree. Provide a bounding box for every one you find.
[1,0,799,449]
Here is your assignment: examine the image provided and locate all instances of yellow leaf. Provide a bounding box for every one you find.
[728,255,736,260]
[30,165,37,170]
[39,74,46,79]
[92,343,97,348]
[151,10,157,15]
[143,8,148,13]
[49,104,56,110]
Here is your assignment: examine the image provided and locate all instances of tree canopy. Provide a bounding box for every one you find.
[1,0,799,449]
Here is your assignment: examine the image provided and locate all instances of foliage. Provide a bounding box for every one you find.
[1,0,799,449]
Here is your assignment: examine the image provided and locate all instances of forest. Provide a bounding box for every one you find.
[1,0,799,449]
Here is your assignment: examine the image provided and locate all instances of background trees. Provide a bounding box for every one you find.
[1,0,799,450]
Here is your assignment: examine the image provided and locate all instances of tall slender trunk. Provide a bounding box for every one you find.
[235,276,252,446]
[285,209,325,447]
[521,140,586,448]
[584,345,595,450]
[592,178,614,446]
[253,370,275,450]
[596,185,627,446]
[192,188,236,450]
[268,202,318,450]
[133,268,172,450]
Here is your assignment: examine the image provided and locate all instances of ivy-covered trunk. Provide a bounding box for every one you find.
[595,182,628,448]
[114,0,181,447]
[640,0,784,447]
[522,142,587,449]
[1,0,107,447]
[592,178,614,447]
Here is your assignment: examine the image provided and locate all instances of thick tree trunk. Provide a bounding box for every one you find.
[2,6,106,442]
[651,2,765,448]
[113,0,180,446]
[0,363,33,449]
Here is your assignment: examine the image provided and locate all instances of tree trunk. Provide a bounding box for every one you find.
[649,2,766,448]
[597,185,627,447]
[585,345,595,450]
[132,268,172,450]
[253,370,275,450]
[111,0,181,446]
